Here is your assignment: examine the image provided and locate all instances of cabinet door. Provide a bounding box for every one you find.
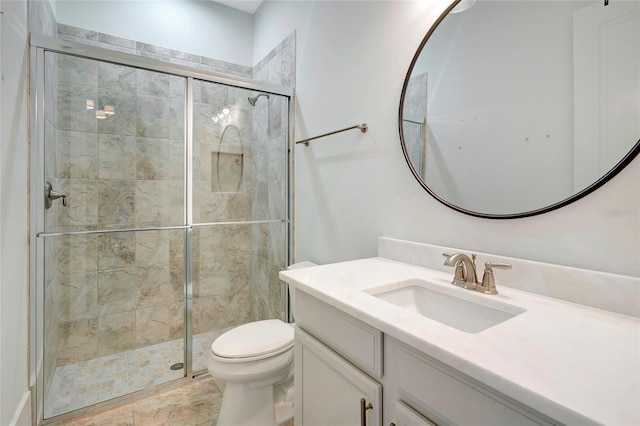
[393,400,437,426]
[388,339,546,426]
[295,328,382,426]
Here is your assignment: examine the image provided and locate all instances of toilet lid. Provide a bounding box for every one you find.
[211,319,294,359]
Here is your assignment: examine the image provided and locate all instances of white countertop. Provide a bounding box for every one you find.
[280,257,640,425]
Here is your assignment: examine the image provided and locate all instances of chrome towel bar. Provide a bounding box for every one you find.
[295,123,368,146]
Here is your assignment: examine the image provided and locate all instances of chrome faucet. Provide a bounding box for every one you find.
[443,252,478,289]
[443,252,512,295]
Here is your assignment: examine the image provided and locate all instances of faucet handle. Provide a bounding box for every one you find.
[486,262,512,270]
[479,261,512,295]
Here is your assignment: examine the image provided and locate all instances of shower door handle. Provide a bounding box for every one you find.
[45,181,68,209]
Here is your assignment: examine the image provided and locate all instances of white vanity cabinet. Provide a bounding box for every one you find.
[384,338,552,426]
[295,329,382,426]
[294,291,383,425]
[294,290,554,426]
[391,400,437,426]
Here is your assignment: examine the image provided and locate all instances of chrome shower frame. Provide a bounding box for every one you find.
[29,34,295,425]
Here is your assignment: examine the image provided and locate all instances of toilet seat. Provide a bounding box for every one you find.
[211,319,294,363]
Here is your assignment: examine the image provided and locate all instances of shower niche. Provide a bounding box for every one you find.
[212,125,245,193]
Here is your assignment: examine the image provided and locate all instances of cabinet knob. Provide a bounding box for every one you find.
[360,398,373,426]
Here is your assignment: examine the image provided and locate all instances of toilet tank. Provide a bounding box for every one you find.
[286,261,317,322]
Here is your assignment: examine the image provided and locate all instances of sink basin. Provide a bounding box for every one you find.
[365,279,526,333]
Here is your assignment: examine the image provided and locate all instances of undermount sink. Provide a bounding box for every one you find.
[365,278,526,333]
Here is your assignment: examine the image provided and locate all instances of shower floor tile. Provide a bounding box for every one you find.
[45,330,227,419]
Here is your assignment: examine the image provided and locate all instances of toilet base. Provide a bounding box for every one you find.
[217,382,275,426]
[215,374,294,426]
[274,378,295,425]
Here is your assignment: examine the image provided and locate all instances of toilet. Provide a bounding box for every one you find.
[207,261,316,426]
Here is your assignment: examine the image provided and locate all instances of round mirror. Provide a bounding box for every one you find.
[399,0,640,218]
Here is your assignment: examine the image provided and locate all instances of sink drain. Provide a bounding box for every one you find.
[170,363,184,370]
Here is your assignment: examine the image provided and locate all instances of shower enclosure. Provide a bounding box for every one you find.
[29,36,293,423]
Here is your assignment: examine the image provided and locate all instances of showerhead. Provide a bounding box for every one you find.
[248,93,270,106]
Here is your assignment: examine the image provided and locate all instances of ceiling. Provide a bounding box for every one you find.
[213,0,264,14]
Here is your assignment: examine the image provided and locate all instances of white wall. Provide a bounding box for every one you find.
[254,0,640,277]
[55,0,254,66]
[0,0,31,424]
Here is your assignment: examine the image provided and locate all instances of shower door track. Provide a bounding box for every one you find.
[29,34,294,425]
[37,220,287,238]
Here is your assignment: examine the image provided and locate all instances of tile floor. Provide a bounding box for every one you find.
[51,375,295,426]
[46,330,226,418]
[51,375,222,426]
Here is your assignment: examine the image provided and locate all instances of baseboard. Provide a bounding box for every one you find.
[10,391,32,426]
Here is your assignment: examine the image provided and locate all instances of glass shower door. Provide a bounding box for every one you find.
[40,51,187,417]
[190,80,289,372]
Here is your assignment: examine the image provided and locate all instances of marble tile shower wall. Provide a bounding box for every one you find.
[250,32,296,322]
[52,55,187,366]
[193,82,253,223]
[191,80,255,334]
[55,23,258,322]
[192,226,253,335]
[57,24,253,79]
[53,56,186,232]
[44,23,295,369]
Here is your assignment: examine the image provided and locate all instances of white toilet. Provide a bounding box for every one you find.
[207,261,316,426]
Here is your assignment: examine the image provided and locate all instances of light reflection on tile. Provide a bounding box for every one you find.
[98,89,137,136]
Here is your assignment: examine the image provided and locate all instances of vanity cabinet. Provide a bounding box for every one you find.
[295,290,383,378]
[295,290,554,426]
[295,328,382,426]
[391,400,437,426]
[295,290,383,425]
[384,338,550,426]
